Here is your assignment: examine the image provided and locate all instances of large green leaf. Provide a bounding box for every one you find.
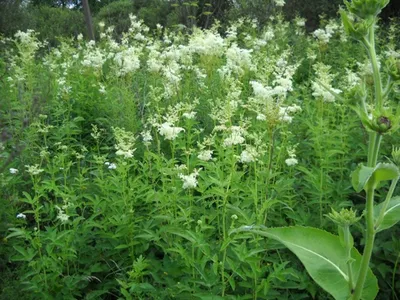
[352,163,399,192]
[232,226,378,300]
[374,196,400,232]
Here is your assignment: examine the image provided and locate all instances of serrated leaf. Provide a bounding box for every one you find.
[374,196,400,232]
[232,226,378,300]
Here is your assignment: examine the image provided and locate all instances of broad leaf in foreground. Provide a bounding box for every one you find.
[232,226,378,300]
[374,196,400,232]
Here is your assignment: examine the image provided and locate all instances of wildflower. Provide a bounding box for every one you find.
[113,127,136,159]
[312,63,342,102]
[274,0,285,7]
[182,112,197,119]
[178,168,201,189]
[108,163,117,170]
[256,114,267,121]
[158,122,185,140]
[223,126,246,147]
[175,164,188,171]
[285,157,298,166]
[91,124,103,140]
[40,148,50,158]
[9,168,18,174]
[141,130,153,146]
[313,28,332,44]
[99,84,106,94]
[295,18,306,27]
[285,146,298,167]
[240,146,259,163]
[55,206,70,223]
[197,150,213,162]
[16,213,26,219]
[25,164,44,175]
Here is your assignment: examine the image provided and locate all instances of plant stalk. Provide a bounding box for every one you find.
[352,185,376,300]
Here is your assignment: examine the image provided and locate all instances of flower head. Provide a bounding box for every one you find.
[178,168,201,189]
[113,127,136,159]
[9,168,19,174]
[158,122,185,140]
[25,164,44,175]
[197,150,213,161]
[16,213,26,219]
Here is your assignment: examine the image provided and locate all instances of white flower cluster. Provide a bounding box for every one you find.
[274,0,285,7]
[188,28,225,57]
[279,104,302,123]
[14,29,42,59]
[81,46,105,70]
[313,20,339,44]
[223,126,246,147]
[9,168,19,174]
[219,43,255,77]
[55,205,70,223]
[312,63,342,102]
[179,168,201,189]
[158,122,185,140]
[105,162,117,170]
[25,164,44,175]
[113,46,140,76]
[285,146,298,167]
[113,127,136,159]
[240,145,259,163]
[141,130,153,146]
[197,150,213,161]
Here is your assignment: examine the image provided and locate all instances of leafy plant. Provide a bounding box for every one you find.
[233,0,400,299]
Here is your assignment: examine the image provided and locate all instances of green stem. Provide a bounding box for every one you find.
[367,133,382,167]
[221,154,236,297]
[366,22,383,110]
[352,185,376,300]
[344,226,354,292]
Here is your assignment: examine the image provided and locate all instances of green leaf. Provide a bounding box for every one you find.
[374,196,400,232]
[232,226,378,300]
[370,163,399,188]
[352,163,399,192]
[351,164,374,192]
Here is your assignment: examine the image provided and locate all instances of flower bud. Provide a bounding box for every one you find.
[344,0,390,19]
[392,146,400,166]
[327,208,361,227]
[361,109,397,134]
[340,10,372,40]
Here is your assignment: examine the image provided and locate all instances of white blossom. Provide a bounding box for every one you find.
[285,157,298,166]
[9,168,19,174]
[158,122,185,140]
[179,169,201,189]
[197,150,213,161]
[16,213,26,219]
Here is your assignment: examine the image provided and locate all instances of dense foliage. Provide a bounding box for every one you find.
[1,1,400,299]
[1,0,400,42]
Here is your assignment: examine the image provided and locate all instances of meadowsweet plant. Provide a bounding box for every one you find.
[234,0,400,299]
